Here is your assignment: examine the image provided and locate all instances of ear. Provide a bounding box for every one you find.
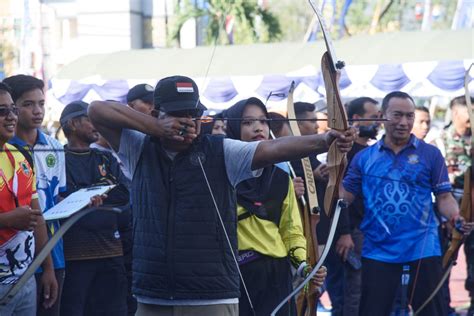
[69,118,81,131]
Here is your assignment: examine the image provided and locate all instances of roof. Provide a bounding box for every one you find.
[56,29,474,80]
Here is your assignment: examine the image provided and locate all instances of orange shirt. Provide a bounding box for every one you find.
[0,143,37,283]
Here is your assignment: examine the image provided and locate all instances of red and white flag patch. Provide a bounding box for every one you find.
[176,82,194,93]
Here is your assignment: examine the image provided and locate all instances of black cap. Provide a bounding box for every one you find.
[153,75,207,113]
[60,101,89,126]
[127,83,154,103]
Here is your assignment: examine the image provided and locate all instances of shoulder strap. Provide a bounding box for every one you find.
[11,144,34,170]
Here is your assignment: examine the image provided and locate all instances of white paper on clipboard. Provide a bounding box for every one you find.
[43,185,116,221]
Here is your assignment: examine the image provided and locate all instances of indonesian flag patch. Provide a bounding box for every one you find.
[176,82,194,93]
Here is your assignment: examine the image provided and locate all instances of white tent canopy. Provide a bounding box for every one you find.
[48,29,473,116]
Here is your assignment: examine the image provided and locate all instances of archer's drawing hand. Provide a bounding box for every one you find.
[325,127,357,153]
[158,116,197,143]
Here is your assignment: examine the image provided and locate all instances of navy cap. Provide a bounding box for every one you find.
[153,75,206,114]
[60,101,89,126]
[127,84,154,104]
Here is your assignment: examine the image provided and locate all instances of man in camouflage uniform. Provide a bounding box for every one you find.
[441,95,473,314]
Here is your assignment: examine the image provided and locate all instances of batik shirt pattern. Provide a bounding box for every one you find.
[343,136,452,263]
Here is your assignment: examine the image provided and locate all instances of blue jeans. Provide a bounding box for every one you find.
[0,276,36,316]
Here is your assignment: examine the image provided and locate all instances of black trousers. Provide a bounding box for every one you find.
[60,256,127,316]
[239,255,295,316]
[359,256,447,316]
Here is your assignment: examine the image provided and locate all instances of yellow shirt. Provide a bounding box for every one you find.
[237,177,306,266]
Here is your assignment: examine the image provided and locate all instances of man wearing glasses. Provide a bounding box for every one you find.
[4,74,66,316]
[0,82,57,315]
[89,75,356,316]
[341,91,473,316]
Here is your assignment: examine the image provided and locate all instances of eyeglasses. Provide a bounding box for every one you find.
[0,107,19,117]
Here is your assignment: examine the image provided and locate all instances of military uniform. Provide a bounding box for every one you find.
[441,125,471,195]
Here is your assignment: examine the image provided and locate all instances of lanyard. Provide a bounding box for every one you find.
[0,146,19,207]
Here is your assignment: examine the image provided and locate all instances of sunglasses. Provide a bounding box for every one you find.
[0,107,19,117]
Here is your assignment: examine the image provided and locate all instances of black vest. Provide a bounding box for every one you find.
[131,135,240,300]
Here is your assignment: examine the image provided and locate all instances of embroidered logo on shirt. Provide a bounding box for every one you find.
[98,164,107,177]
[407,154,419,164]
[45,154,56,168]
[20,162,30,176]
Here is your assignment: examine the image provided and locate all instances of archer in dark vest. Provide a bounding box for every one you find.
[88,75,356,316]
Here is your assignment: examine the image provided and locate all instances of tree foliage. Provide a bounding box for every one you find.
[171,0,281,46]
[171,0,461,46]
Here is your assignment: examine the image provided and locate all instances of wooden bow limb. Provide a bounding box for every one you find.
[285,81,321,316]
[442,168,473,269]
[442,63,474,269]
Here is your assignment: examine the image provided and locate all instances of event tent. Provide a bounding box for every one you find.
[49,29,473,113]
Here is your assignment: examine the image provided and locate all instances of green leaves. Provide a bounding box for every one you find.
[171,0,281,46]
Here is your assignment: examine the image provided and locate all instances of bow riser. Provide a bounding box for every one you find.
[321,52,349,217]
[442,168,472,268]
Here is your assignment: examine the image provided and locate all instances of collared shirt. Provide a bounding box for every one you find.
[0,143,37,284]
[9,130,67,269]
[343,135,451,263]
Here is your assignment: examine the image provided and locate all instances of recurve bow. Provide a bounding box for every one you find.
[0,206,122,305]
[285,81,321,316]
[271,2,348,315]
[442,63,474,273]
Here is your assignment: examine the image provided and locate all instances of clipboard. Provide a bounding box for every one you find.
[43,185,116,221]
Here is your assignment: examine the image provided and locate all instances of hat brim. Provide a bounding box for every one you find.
[59,111,88,127]
[140,93,154,104]
[159,100,207,112]
[127,93,154,104]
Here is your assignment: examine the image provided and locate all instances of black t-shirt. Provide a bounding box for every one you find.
[61,147,130,261]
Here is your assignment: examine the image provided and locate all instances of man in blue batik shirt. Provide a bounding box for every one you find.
[341,91,474,316]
